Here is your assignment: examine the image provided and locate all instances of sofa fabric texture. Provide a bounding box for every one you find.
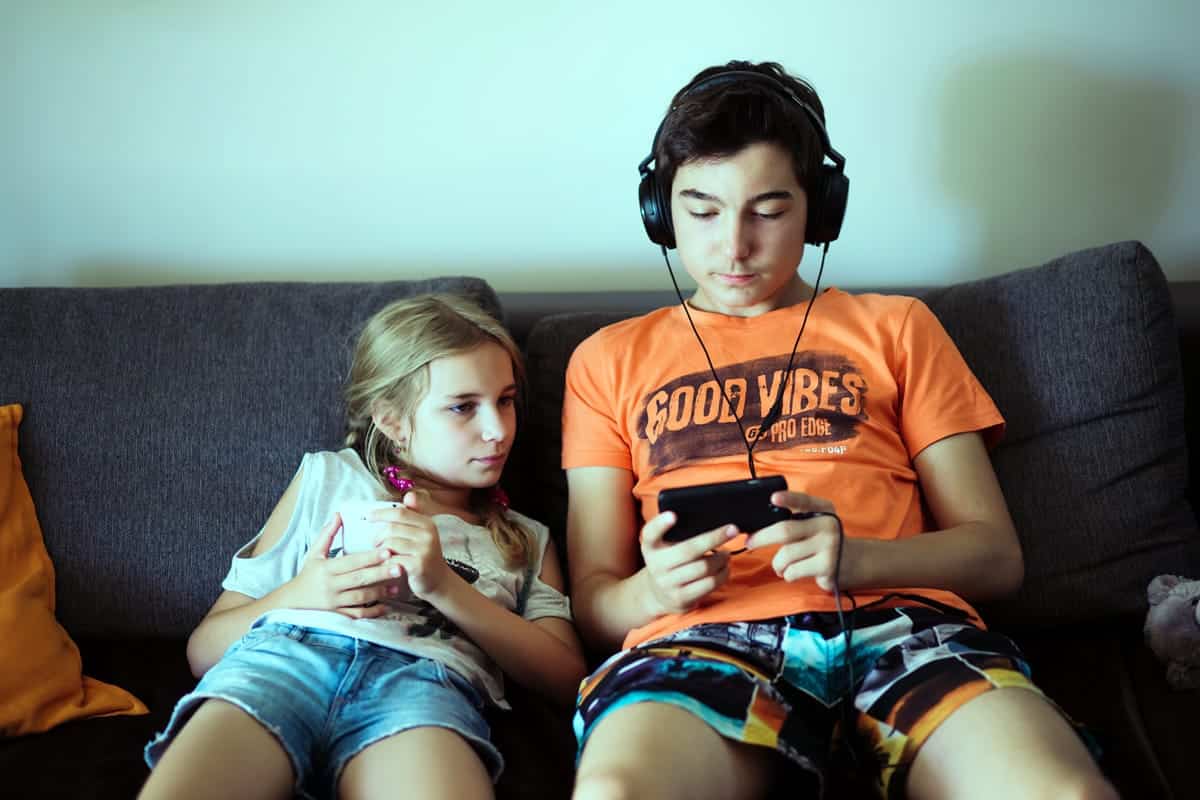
[923,243,1198,626]
[0,277,499,641]
[1,242,1198,799]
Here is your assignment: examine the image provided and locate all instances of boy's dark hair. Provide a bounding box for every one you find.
[654,60,827,200]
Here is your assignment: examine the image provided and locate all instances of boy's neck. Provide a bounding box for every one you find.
[687,275,816,318]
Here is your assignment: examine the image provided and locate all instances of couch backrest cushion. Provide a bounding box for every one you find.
[518,241,1200,627]
[923,241,1200,626]
[0,278,499,639]
[509,311,633,582]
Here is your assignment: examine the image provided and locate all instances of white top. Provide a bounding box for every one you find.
[222,448,572,708]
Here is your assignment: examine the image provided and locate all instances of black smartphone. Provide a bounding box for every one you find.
[657,475,790,543]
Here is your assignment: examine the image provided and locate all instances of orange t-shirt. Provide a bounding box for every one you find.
[562,288,1005,649]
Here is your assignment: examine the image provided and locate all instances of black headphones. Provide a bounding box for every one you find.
[638,69,849,249]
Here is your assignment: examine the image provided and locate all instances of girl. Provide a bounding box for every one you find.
[139,293,586,800]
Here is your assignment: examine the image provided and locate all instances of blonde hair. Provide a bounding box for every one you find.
[344,293,532,565]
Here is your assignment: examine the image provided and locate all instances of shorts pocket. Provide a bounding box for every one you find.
[434,661,485,710]
[224,622,299,658]
[221,627,268,657]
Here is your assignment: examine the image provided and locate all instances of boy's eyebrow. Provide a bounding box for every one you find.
[678,189,794,203]
[752,190,794,202]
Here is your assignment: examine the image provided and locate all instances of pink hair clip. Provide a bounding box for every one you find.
[382,465,414,493]
[490,485,510,510]
[383,466,506,510]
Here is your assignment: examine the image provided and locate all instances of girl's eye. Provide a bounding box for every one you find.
[688,210,717,219]
[449,402,476,414]
[755,210,785,219]
[499,395,517,407]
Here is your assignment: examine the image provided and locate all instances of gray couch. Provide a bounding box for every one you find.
[2,241,1198,799]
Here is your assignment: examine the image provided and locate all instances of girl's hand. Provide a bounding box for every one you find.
[283,514,406,617]
[372,492,455,598]
[744,491,857,591]
[638,511,737,615]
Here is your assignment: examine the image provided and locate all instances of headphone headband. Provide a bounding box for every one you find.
[638,68,848,248]
[640,70,844,176]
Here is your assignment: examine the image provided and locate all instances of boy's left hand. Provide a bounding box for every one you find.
[743,490,858,592]
[371,492,454,598]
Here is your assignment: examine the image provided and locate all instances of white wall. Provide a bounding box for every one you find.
[2,1,1197,290]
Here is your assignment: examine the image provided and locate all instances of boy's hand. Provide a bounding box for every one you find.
[372,492,455,599]
[639,511,737,615]
[744,491,857,592]
[283,514,405,617]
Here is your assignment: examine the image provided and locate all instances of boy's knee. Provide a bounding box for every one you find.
[1019,772,1118,800]
[571,769,641,800]
[1061,774,1120,800]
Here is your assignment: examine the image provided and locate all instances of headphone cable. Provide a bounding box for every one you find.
[662,243,872,771]
[661,242,830,478]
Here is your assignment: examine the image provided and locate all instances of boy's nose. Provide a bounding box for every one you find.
[724,218,752,260]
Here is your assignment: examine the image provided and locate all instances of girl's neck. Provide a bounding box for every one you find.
[408,485,480,524]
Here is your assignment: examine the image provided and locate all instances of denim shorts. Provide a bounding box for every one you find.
[145,622,503,798]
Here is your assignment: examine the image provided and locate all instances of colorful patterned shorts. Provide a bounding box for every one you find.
[574,602,1069,798]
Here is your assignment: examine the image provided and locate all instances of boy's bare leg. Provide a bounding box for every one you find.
[137,699,294,800]
[339,726,492,800]
[906,688,1118,800]
[572,702,777,800]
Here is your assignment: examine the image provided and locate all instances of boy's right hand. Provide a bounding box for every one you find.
[639,511,737,616]
[282,514,406,618]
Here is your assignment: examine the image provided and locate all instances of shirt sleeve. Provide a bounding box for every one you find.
[222,457,309,598]
[515,516,573,622]
[521,575,573,622]
[561,329,635,470]
[894,299,1005,457]
[221,530,306,599]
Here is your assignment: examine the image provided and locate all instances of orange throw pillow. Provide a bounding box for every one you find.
[0,403,147,736]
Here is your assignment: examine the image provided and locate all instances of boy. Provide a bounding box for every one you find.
[562,60,1116,799]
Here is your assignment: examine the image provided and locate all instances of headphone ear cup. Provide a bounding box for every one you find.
[639,168,676,249]
[805,164,848,245]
